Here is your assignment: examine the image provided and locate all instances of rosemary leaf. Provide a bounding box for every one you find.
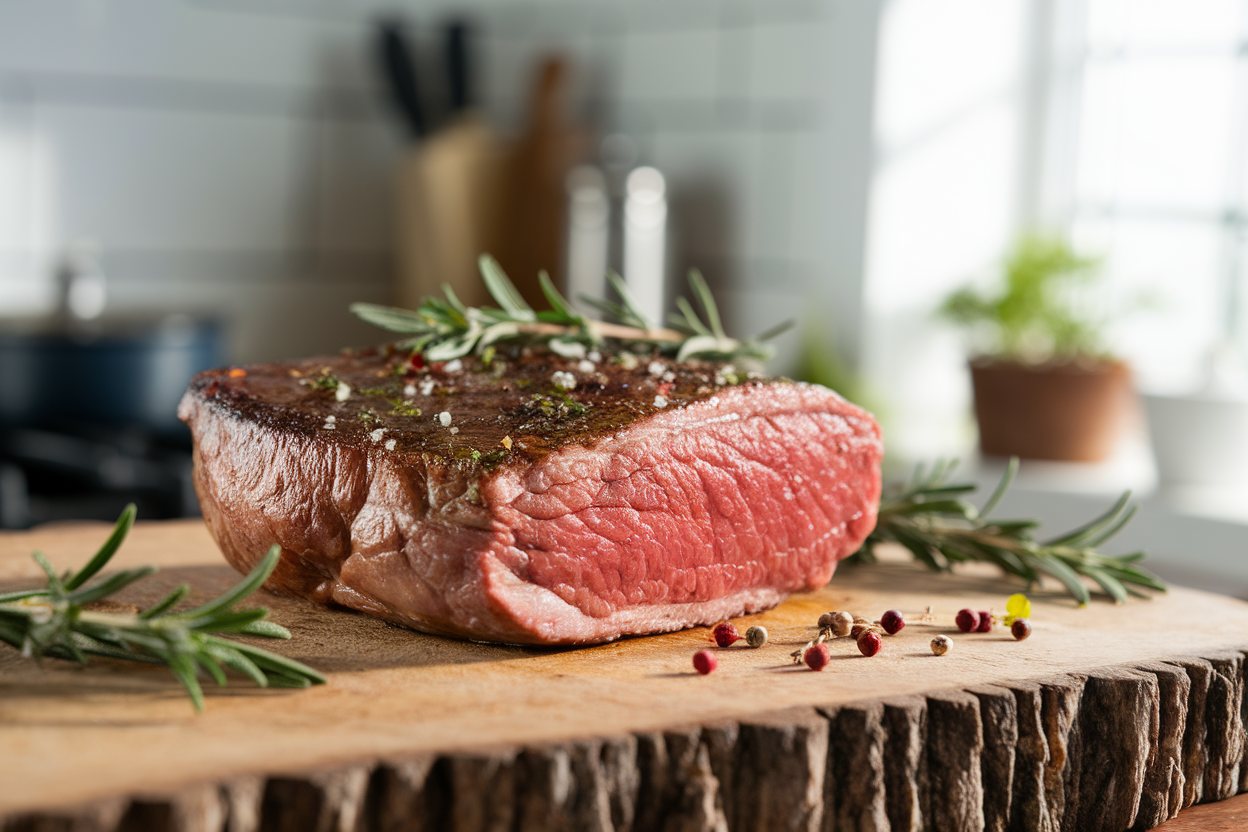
[687,269,726,340]
[856,458,1164,605]
[353,257,791,367]
[178,546,281,620]
[602,270,653,331]
[673,297,713,337]
[65,502,135,590]
[478,254,535,321]
[347,303,430,335]
[0,506,325,711]
[139,584,190,620]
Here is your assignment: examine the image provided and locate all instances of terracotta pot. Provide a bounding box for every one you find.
[969,358,1132,462]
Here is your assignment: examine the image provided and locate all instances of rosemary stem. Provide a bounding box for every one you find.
[494,320,685,343]
[3,507,325,711]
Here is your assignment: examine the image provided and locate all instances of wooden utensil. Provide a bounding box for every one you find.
[394,20,505,311]
[493,56,591,308]
[396,117,506,311]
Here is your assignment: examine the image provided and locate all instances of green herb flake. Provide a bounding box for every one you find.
[300,373,340,393]
[388,398,422,417]
[529,392,589,419]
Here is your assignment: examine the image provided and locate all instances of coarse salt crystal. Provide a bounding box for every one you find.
[325,415,336,423]
[385,438,397,450]
[549,340,586,359]
[618,352,639,370]
[369,428,386,443]
[654,395,668,408]
[648,361,666,377]
[404,384,417,396]
[420,379,435,396]
[662,371,676,383]
[551,371,576,391]
[438,411,452,427]
[577,359,595,373]
[443,358,463,373]
[335,381,352,402]
[588,351,602,362]
[449,426,459,435]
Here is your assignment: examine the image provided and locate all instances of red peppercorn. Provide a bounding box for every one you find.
[712,622,741,648]
[858,631,882,657]
[976,611,993,633]
[955,608,977,633]
[880,609,905,635]
[409,352,425,371]
[1011,619,1032,641]
[693,649,717,675]
[804,643,831,671]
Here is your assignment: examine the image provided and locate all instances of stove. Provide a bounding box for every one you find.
[0,423,200,529]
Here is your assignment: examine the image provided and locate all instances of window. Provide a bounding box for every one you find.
[1057,0,1248,393]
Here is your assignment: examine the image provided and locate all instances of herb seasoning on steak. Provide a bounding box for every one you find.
[179,343,882,645]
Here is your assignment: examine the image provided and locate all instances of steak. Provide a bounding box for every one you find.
[178,344,883,645]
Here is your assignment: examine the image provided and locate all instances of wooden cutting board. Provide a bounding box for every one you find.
[3,519,1248,832]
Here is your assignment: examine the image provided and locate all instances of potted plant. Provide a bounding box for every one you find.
[940,234,1132,462]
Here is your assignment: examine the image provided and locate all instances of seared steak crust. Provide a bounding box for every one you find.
[179,345,883,644]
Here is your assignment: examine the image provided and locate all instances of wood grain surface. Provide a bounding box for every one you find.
[3,518,1248,831]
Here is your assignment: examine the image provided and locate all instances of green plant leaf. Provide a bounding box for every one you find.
[65,503,136,590]
[348,303,434,335]
[478,255,535,321]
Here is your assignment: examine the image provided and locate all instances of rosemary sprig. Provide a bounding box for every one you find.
[854,458,1165,605]
[0,504,326,711]
[350,255,792,365]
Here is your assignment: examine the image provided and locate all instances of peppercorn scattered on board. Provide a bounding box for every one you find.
[4,518,1248,831]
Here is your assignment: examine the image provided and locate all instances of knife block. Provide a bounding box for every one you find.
[396,115,507,311]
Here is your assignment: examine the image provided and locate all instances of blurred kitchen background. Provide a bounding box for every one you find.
[4,0,1248,595]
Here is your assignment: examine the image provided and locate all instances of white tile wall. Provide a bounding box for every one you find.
[0,0,401,359]
[0,0,378,93]
[748,21,821,101]
[620,29,721,103]
[37,103,306,250]
[0,0,878,377]
[311,118,401,253]
[0,97,34,255]
[786,130,833,264]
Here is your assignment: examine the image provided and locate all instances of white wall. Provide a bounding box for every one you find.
[471,0,879,373]
[862,0,1032,466]
[0,0,404,361]
[0,0,881,374]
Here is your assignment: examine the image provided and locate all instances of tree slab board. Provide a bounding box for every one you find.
[3,518,1248,831]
